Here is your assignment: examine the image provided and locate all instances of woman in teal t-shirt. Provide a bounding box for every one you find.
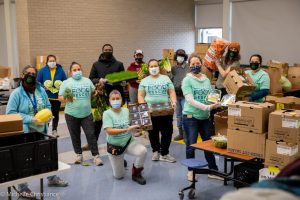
[245,54,270,102]
[181,55,221,181]
[58,62,102,166]
[138,59,177,163]
[103,90,147,185]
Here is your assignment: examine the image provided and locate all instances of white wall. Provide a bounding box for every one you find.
[0,4,8,66]
[195,3,223,28]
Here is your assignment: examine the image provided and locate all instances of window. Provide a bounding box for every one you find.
[197,28,222,43]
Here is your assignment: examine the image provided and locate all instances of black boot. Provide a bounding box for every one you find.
[174,128,184,141]
[132,165,146,185]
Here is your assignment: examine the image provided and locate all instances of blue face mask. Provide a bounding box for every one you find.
[190,65,201,74]
[72,71,82,80]
[111,99,122,109]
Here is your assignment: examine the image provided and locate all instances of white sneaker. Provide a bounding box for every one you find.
[187,171,198,182]
[159,154,176,163]
[208,174,224,181]
[74,154,83,164]
[94,155,103,166]
[152,151,160,161]
[51,130,59,138]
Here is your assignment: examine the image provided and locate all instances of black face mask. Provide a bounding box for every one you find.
[250,62,260,71]
[135,58,143,63]
[190,65,202,74]
[102,52,113,60]
[23,74,36,85]
[228,51,237,58]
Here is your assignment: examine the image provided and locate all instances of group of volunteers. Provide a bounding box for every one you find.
[5,42,270,197]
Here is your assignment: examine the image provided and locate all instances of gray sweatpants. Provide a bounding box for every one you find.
[108,140,147,179]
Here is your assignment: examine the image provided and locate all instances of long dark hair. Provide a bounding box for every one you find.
[224,51,241,65]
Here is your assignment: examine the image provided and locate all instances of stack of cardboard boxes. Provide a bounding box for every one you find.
[227,101,275,159]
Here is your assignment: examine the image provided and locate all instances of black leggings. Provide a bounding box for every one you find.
[49,100,61,131]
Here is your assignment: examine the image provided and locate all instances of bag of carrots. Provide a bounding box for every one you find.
[203,38,230,71]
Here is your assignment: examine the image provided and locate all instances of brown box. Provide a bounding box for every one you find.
[265,139,299,169]
[265,66,282,95]
[150,102,174,117]
[0,114,23,136]
[267,60,289,77]
[223,70,256,99]
[0,66,11,78]
[228,101,275,133]
[195,43,210,54]
[268,109,300,143]
[266,96,300,110]
[162,49,175,60]
[227,129,266,159]
[288,64,300,89]
[214,111,228,135]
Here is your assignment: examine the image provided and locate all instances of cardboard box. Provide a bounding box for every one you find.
[0,66,11,78]
[128,103,152,130]
[267,60,289,77]
[265,66,282,94]
[264,139,299,169]
[288,65,300,89]
[266,96,300,110]
[268,109,300,143]
[0,114,23,135]
[227,129,266,159]
[162,49,175,60]
[228,101,275,133]
[214,111,228,135]
[195,43,210,54]
[223,70,256,99]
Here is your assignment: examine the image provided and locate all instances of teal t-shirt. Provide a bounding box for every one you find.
[245,69,270,102]
[103,108,132,147]
[59,77,95,118]
[182,74,212,120]
[138,74,174,106]
[28,90,47,133]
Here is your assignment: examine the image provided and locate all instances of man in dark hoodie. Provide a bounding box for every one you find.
[83,44,125,150]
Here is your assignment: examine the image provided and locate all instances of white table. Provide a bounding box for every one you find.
[0,161,71,200]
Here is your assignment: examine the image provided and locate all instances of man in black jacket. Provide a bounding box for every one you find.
[83,44,125,151]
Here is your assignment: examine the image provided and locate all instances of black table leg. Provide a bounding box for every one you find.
[7,187,12,200]
[224,157,228,185]
[40,178,44,200]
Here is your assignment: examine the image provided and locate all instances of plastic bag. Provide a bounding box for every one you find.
[203,38,230,71]
[220,94,236,106]
[211,134,227,149]
[0,78,10,90]
[207,89,222,104]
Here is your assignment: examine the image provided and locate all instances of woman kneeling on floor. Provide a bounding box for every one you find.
[103,90,147,185]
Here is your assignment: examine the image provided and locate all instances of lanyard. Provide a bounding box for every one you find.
[27,92,37,114]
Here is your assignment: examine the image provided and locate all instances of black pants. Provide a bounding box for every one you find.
[49,100,61,131]
[65,114,99,156]
[94,120,103,141]
[148,115,173,156]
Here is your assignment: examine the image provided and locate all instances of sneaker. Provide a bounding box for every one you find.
[159,154,176,163]
[74,154,83,164]
[51,130,59,138]
[173,134,183,141]
[94,155,103,166]
[81,144,90,151]
[187,171,198,182]
[152,151,160,161]
[208,174,224,181]
[48,177,69,187]
[18,187,36,199]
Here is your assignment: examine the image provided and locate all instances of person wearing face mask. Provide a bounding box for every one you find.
[37,55,67,137]
[138,59,177,163]
[181,55,222,182]
[215,42,241,96]
[103,90,147,185]
[6,65,68,198]
[127,49,145,104]
[245,54,270,102]
[171,49,189,141]
[58,62,103,166]
[87,44,125,151]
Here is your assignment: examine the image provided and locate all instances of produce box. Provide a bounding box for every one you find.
[0,66,11,78]
[195,43,210,54]
[227,129,266,159]
[149,102,174,117]
[0,132,58,183]
[267,60,289,77]
[214,111,228,135]
[128,103,152,130]
[264,139,299,169]
[228,101,275,133]
[0,114,23,136]
[288,64,300,89]
[266,96,300,110]
[265,66,282,95]
[223,70,256,99]
[268,109,300,143]
[162,49,175,60]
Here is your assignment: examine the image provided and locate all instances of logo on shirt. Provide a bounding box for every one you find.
[71,84,91,99]
[113,119,129,129]
[146,81,168,96]
[192,87,210,103]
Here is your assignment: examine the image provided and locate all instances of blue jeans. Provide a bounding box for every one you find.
[183,116,218,170]
[176,96,185,129]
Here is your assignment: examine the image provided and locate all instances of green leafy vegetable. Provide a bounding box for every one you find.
[159,57,172,72]
[91,82,109,121]
[105,71,138,83]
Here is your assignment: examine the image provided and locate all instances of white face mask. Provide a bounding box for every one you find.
[149,67,159,76]
[177,56,185,64]
[48,62,56,68]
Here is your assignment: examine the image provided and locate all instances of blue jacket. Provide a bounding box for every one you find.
[6,82,51,134]
[37,64,67,99]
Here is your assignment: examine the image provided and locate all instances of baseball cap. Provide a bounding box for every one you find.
[134,49,143,56]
